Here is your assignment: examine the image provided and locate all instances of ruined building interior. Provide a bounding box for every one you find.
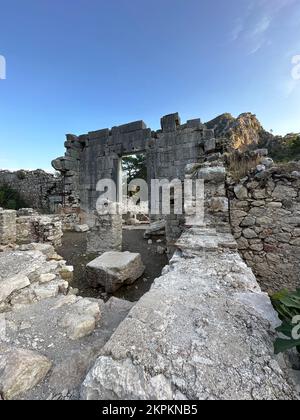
[0,112,300,400]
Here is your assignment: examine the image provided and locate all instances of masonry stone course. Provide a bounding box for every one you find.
[228,162,300,293]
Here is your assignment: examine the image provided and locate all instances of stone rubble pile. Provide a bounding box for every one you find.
[0,208,63,248]
[0,243,73,313]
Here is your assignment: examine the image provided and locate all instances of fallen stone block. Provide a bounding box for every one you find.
[33,283,60,301]
[86,251,145,293]
[19,243,55,259]
[197,166,226,183]
[144,220,166,239]
[60,314,96,340]
[75,224,89,233]
[0,346,51,400]
[39,273,56,284]
[0,274,30,303]
[58,297,101,340]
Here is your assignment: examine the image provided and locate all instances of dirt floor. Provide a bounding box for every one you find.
[57,226,168,302]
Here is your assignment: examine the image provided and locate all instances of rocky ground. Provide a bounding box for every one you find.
[0,225,171,400]
[0,238,138,400]
[1,294,134,400]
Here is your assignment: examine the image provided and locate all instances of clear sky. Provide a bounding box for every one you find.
[0,0,299,171]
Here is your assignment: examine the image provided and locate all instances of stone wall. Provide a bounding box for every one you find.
[0,170,63,213]
[0,208,63,248]
[56,206,82,232]
[228,162,300,293]
[86,212,122,254]
[53,113,228,252]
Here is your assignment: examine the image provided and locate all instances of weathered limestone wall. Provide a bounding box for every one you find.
[0,208,63,248]
[52,113,227,252]
[56,207,82,231]
[228,163,300,293]
[0,170,63,212]
[0,243,72,313]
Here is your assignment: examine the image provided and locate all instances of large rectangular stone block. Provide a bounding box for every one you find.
[86,251,145,293]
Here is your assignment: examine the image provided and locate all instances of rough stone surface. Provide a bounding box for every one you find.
[0,295,134,400]
[0,246,73,312]
[0,274,30,303]
[0,210,16,245]
[86,252,145,293]
[87,213,122,254]
[59,298,101,340]
[0,346,51,400]
[228,162,300,293]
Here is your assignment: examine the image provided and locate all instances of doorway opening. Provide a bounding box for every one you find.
[119,153,148,223]
[57,152,168,303]
[117,153,168,301]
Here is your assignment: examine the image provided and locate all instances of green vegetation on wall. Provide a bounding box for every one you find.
[0,184,28,210]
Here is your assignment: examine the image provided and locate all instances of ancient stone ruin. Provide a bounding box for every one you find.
[0,170,63,213]
[0,112,299,400]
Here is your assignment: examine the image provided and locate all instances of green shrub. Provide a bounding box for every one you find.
[271,289,300,354]
[270,134,300,162]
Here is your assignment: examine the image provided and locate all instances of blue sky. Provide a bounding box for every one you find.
[0,0,299,171]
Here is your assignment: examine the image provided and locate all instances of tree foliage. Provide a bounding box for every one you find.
[122,154,147,184]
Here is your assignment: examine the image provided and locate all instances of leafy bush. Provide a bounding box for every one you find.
[269,134,300,162]
[271,289,300,354]
[0,184,28,210]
